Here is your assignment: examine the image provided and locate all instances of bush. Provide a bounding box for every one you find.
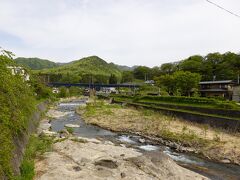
[16,135,53,180]
[0,55,36,179]
[58,87,70,98]
[66,127,74,134]
[69,86,83,96]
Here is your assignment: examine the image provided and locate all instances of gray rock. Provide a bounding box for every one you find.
[221,159,231,164]
[121,172,126,178]
[42,130,57,137]
[94,159,118,169]
[64,124,80,128]
[73,166,81,171]
[138,138,146,143]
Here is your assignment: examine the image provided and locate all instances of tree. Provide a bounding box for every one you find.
[133,66,151,80]
[160,63,178,75]
[179,55,203,73]
[231,54,240,84]
[58,87,69,97]
[121,71,134,83]
[109,74,118,84]
[60,73,81,83]
[155,74,176,95]
[0,47,15,59]
[202,52,223,80]
[150,66,161,79]
[174,71,201,96]
[155,71,201,96]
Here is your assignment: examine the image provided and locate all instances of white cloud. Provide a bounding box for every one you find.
[0,0,240,66]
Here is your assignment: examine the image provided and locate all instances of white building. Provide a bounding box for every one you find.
[7,66,30,81]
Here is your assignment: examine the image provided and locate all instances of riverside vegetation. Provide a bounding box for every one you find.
[0,54,54,179]
[1,49,240,179]
[77,100,240,165]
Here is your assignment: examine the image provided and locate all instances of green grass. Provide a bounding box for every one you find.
[66,127,74,134]
[114,99,240,121]
[112,95,240,120]
[159,127,210,147]
[82,100,212,148]
[112,95,240,110]
[15,135,53,180]
[83,101,121,117]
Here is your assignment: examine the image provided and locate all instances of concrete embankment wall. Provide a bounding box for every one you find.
[139,101,240,119]
[113,100,240,132]
[11,101,48,176]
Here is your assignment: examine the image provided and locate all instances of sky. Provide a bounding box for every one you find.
[0,0,240,67]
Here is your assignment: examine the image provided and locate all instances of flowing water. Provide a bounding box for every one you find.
[50,99,240,180]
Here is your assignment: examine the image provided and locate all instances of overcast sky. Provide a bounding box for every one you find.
[0,0,239,67]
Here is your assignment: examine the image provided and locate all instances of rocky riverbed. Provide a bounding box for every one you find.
[34,99,240,180]
[34,100,209,180]
[34,138,207,180]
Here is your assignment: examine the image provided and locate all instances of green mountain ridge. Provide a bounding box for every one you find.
[14,57,60,70]
[39,56,122,83]
[109,63,137,71]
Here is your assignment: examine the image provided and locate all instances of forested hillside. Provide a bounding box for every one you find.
[39,56,122,83]
[126,52,240,82]
[15,57,59,70]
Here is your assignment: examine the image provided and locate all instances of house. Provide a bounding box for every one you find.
[233,86,240,102]
[7,66,30,81]
[199,80,235,100]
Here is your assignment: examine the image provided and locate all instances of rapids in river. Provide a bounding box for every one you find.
[50,99,240,180]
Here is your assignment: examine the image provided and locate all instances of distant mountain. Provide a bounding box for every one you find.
[109,63,138,71]
[40,56,122,83]
[14,57,59,70]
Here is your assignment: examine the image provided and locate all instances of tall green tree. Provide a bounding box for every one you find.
[179,55,203,73]
[155,71,201,96]
[150,66,161,79]
[231,54,240,84]
[174,71,201,96]
[202,52,223,80]
[60,73,81,83]
[160,63,178,75]
[121,71,134,83]
[155,74,176,95]
[109,74,118,84]
[133,66,151,80]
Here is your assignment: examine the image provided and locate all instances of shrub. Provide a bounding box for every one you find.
[0,55,36,179]
[16,135,53,180]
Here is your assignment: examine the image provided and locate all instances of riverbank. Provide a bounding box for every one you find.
[34,138,208,180]
[77,100,240,165]
[34,99,209,180]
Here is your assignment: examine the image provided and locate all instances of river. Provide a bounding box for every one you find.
[50,99,240,180]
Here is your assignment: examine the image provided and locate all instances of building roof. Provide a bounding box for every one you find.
[199,80,234,85]
[199,89,229,92]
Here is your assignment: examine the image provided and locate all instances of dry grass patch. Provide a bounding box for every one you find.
[79,101,240,164]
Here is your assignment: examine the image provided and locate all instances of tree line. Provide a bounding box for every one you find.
[122,52,240,83]
[121,52,240,96]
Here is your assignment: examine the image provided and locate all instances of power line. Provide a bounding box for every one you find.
[206,0,240,18]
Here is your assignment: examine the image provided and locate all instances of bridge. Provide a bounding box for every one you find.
[48,82,140,89]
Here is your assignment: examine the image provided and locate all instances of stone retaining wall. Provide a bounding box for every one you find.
[113,100,240,132]
[11,101,49,176]
[138,101,240,119]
